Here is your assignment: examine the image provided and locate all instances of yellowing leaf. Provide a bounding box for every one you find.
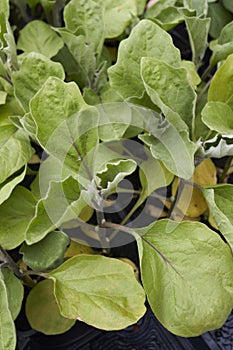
[64,240,96,259]
[118,258,139,281]
[49,255,146,330]
[193,158,217,185]
[172,159,217,218]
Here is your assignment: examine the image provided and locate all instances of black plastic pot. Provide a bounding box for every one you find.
[202,310,233,350]
[16,304,223,350]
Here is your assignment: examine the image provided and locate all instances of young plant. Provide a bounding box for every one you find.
[0,0,233,349]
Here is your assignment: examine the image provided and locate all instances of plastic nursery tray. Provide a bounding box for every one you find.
[17,306,214,350]
[202,310,233,350]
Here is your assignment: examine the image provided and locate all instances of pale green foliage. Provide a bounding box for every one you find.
[2,268,24,321]
[203,185,233,251]
[210,21,233,67]
[50,255,146,330]
[0,187,36,249]
[0,125,34,184]
[0,271,16,350]
[202,101,233,135]
[0,166,26,205]
[21,231,70,271]
[26,279,75,334]
[208,54,233,109]
[12,53,65,112]
[108,19,180,99]
[1,0,233,345]
[137,220,233,337]
[17,20,63,58]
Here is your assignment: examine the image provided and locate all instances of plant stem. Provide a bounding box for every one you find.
[219,156,233,183]
[96,206,110,253]
[196,78,212,105]
[23,270,47,278]
[200,65,212,81]
[101,221,134,234]
[168,179,185,219]
[0,245,23,278]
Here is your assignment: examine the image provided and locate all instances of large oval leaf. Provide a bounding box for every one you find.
[137,220,233,337]
[0,166,26,205]
[104,0,137,38]
[49,255,146,330]
[26,279,75,335]
[140,57,196,131]
[12,52,65,112]
[21,231,70,272]
[108,19,180,99]
[2,268,24,321]
[0,272,16,350]
[64,0,104,55]
[0,125,34,184]
[0,186,36,249]
[17,20,63,58]
[202,101,233,136]
[208,53,233,109]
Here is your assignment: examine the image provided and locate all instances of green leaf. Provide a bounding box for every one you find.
[0,0,9,20]
[208,54,233,109]
[21,231,69,271]
[104,0,137,38]
[2,268,24,320]
[56,29,96,89]
[125,152,174,220]
[3,20,18,71]
[17,20,63,58]
[139,153,174,199]
[181,60,201,88]
[208,2,233,39]
[151,6,185,31]
[0,124,34,184]
[184,16,211,67]
[26,279,75,335]
[137,220,233,337]
[25,176,82,244]
[0,166,26,205]
[97,102,131,141]
[0,98,24,126]
[26,175,92,245]
[0,91,7,105]
[136,0,147,15]
[145,0,176,18]
[202,101,233,135]
[40,0,56,14]
[0,58,13,95]
[64,0,104,55]
[140,57,196,131]
[223,0,233,13]
[183,0,208,17]
[108,19,180,99]
[0,271,16,350]
[49,255,146,330]
[97,159,137,195]
[30,76,88,148]
[30,155,71,199]
[12,52,65,112]
[203,185,233,252]
[201,135,233,157]
[0,186,36,249]
[210,21,233,67]
[139,130,196,179]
